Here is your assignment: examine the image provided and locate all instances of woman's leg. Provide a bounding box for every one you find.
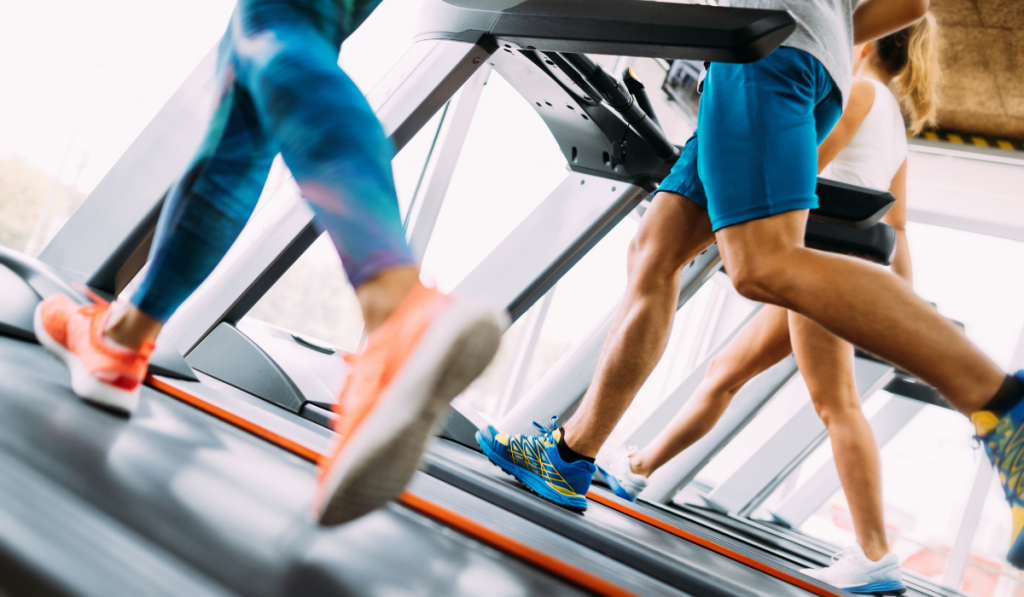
[630,305,794,477]
[233,18,418,332]
[789,310,889,561]
[111,39,275,347]
[231,8,502,525]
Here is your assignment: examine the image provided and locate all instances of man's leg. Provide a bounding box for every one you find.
[715,210,1003,414]
[629,305,791,478]
[474,190,715,510]
[561,192,716,457]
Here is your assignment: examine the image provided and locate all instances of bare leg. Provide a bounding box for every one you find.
[716,209,1003,415]
[631,305,792,477]
[563,192,716,457]
[789,311,889,561]
[105,305,165,351]
[356,267,420,333]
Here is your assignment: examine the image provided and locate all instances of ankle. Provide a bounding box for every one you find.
[560,425,599,460]
[104,303,162,351]
[356,268,421,333]
[556,428,595,464]
[861,543,889,563]
[628,453,652,478]
[978,373,1024,418]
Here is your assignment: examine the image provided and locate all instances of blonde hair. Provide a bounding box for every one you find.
[877,13,942,135]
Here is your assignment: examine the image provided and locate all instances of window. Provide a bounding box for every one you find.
[0,0,235,255]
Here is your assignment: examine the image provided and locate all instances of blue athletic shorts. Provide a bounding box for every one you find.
[657,48,843,231]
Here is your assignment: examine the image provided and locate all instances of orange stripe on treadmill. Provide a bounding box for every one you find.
[146,375,322,463]
[400,491,641,597]
[149,377,639,597]
[587,491,841,597]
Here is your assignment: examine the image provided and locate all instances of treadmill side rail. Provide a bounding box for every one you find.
[454,173,645,321]
[417,0,796,62]
[498,246,722,436]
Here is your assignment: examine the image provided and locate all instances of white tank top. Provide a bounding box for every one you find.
[821,79,908,190]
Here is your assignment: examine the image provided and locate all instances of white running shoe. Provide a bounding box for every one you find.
[595,444,647,502]
[801,545,905,595]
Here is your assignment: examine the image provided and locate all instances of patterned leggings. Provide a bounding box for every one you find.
[131,0,415,322]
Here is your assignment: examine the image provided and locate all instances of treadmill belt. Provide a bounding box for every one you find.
[660,503,961,597]
[0,336,628,597]
[427,439,854,597]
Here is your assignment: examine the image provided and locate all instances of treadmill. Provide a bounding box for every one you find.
[0,1,956,596]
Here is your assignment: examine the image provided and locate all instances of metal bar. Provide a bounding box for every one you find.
[704,358,894,515]
[496,287,556,417]
[941,459,994,589]
[770,396,927,527]
[497,246,722,436]
[640,354,799,504]
[453,174,645,321]
[907,208,1024,245]
[626,304,765,458]
[408,65,491,260]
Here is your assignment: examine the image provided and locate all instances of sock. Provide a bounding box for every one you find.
[981,374,1024,418]
[556,428,594,464]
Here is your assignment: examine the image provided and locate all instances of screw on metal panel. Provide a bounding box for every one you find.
[473,57,481,64]
[612,187,616,191]
[580,180,585,185]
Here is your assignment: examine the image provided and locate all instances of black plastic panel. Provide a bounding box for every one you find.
[811,178,896,229]
[186,323,306,413]
[805,220,896,265]
[884,374,951,409]
[429,0,796,62]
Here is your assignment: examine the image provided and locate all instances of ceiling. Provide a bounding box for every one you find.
[931,0,1024,139]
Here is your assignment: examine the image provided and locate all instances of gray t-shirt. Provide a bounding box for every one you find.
[732,0,856,106]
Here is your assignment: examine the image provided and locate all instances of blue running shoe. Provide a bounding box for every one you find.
[475,416,595,511]
[973,370,1024,569]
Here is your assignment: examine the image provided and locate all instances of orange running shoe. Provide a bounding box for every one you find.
[315,283,506,525]
[34,294,154,414]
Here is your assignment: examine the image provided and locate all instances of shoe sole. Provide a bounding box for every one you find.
[317,301,506,525]
[33,303,139,415]
[476,431,588,513]
[604,472,640,503]
[1008,517,1024,569]
[844,581,906,596]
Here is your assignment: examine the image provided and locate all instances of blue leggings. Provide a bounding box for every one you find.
[131,0,415,322]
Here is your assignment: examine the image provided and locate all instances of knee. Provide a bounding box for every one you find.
[729,259,782,304]
[626,232,683,287]
[704,354,743,398]
[813,398,862,430]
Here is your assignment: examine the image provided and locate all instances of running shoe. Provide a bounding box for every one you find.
[801,545,905,595]
[34,294,154,414]
[596,444,647,502]
[476,416,595,511]
[316,283,505,525]
[973,370,1024,568]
